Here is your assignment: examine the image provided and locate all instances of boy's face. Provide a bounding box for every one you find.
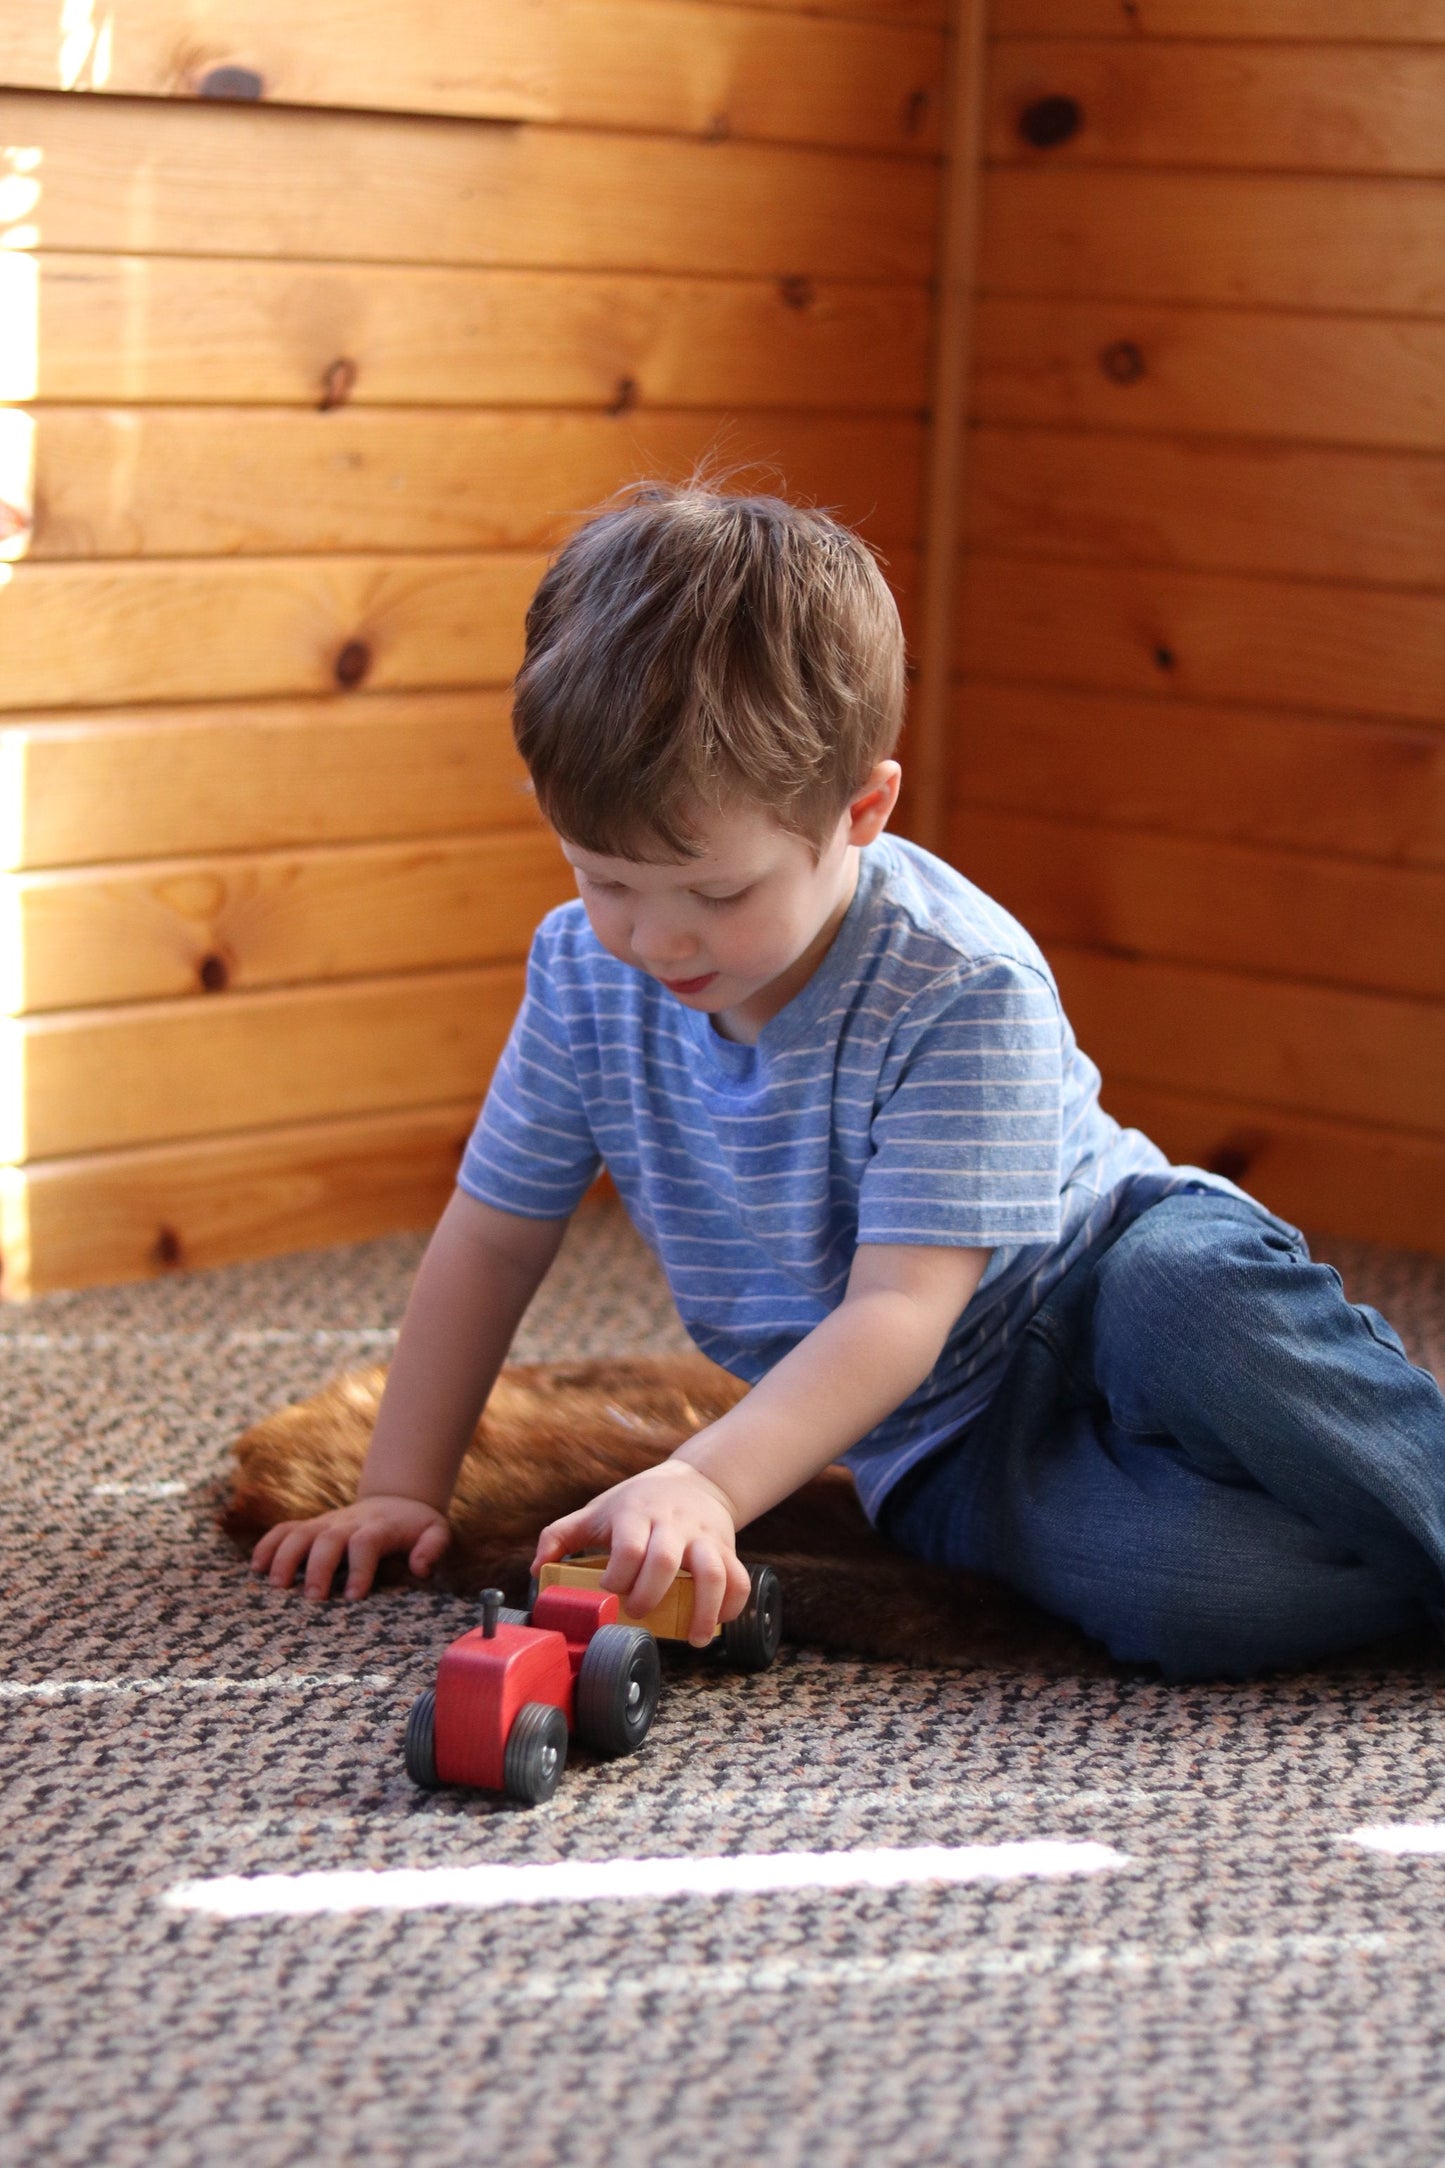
[559,765,900,1042]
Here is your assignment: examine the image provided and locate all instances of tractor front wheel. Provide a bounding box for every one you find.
[503,1702,569,1804]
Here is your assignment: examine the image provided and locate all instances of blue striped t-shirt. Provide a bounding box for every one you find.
[460,834,1250,1519]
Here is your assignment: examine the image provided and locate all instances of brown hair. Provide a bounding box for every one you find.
[512,481,906,858]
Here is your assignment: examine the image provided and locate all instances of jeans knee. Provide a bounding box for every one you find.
[1091,1199,1301,1418]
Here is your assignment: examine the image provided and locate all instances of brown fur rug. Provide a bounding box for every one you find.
[224,1352,1116,1670]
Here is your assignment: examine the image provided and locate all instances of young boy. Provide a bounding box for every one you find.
[254,484,1445,1682]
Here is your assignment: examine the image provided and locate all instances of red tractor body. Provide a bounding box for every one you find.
[433,1587,619,1791]
[408,1584,661,1804]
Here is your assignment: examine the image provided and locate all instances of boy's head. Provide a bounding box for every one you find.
[512,481,906,862]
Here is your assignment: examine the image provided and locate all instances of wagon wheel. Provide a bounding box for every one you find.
[720,1565,782,1671]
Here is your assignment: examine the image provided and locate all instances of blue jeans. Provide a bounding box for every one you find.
[878,1192,1445,1681]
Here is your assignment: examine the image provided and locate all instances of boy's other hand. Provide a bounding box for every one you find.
[250,1495,451,1602]
[531,1461,750,1645]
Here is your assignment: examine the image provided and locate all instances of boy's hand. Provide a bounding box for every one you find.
[250,1495,451,1602]
[532,1461,751,1645]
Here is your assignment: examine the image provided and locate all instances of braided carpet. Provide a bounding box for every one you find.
[3,1201,1445,2167]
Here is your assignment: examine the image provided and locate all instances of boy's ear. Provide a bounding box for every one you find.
[845,761,902,846]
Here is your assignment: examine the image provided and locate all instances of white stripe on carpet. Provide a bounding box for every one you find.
[0,1671,391,1698]
[1344,1823,1445,1856]
[164,1841,1130,1919]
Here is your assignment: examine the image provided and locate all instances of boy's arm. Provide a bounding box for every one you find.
[533,1240,992,1641]
[253,1188,570,1600]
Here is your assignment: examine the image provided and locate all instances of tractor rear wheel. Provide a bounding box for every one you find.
[403,1689,438,1790]
[575,1625,661,1758]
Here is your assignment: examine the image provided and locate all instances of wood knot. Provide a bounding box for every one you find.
[607,375,639,416]
[1018,94,1083,149]
[319,357,358,411]
[1100,338,1146,385]
[197,64,264,100]
[1153,644,1177,672]
[778,275,815,312]
[335,638,372,689]
[703,112,730,141]
[901,87,931,136]
[153,1226,184,1268]
[197,952,230,993]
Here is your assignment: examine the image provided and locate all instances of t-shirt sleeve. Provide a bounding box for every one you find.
[458,929,602,1220]
[857,959,1064,1249]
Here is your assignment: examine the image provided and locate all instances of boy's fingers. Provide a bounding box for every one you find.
[599,1517,652,1604]
[531,1510,588,1573]
[303,1528,348,1601]
[683,1541,728,1644]
[266,1524,317,1590]
[722,1553,753,1621]
[628,1528,684,1620]
[344,1529,383,1600]
[250,1525,288,1573]
[409,1521,450,1578]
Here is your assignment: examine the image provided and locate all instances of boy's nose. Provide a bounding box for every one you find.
[631,915,698,969]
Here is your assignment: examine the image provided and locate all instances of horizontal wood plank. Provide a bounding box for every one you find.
[949,682,1445,868]
[958,556,1445,727]
[949,807,1445,1001]
[967,425,1445,589]
[1,1101,478,1298]
[0,1,943,155]
[1,692,537,870]
[559,2,944,155]
[992,2,1445,39]
[25,409,924,559]
[1,548,916,711]
[1049,945,1445,1137]
[8,256,931,410]
[971,298,1445,453]
[0,554,542,710]
[990,41,1445,177]
[5,965,525,1160]
[12,830,573,1013]
[0,93,939,280]
[1100,1082,1445,1259]
[980,169,1445,314]
[2,0,556,120]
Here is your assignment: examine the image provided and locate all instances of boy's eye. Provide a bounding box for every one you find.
[696,889,749,908]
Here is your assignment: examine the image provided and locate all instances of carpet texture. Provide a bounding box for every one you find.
[3,1201,1445,2166]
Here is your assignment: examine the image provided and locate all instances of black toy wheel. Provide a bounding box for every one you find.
[721,1564,782,1671]
[575,1625,661,1758]
[503,1701,568,1805]
[495,1605,530,1627]
[404,1688,438,1790]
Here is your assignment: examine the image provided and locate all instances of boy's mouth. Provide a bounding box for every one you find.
[660,972,717,996]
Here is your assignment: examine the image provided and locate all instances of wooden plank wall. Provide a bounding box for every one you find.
[0,0,946,1295]
[950,0,1445,1253]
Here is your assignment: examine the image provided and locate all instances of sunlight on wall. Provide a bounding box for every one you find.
[0,1167,29,1300]
[0,146,39,1196]
[58,0,114,91]
[0,860,20,1016]
[0,411,35,565]
[0,147,40,561]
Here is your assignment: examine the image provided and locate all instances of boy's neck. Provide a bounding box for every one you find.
[710,848,863,1045]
